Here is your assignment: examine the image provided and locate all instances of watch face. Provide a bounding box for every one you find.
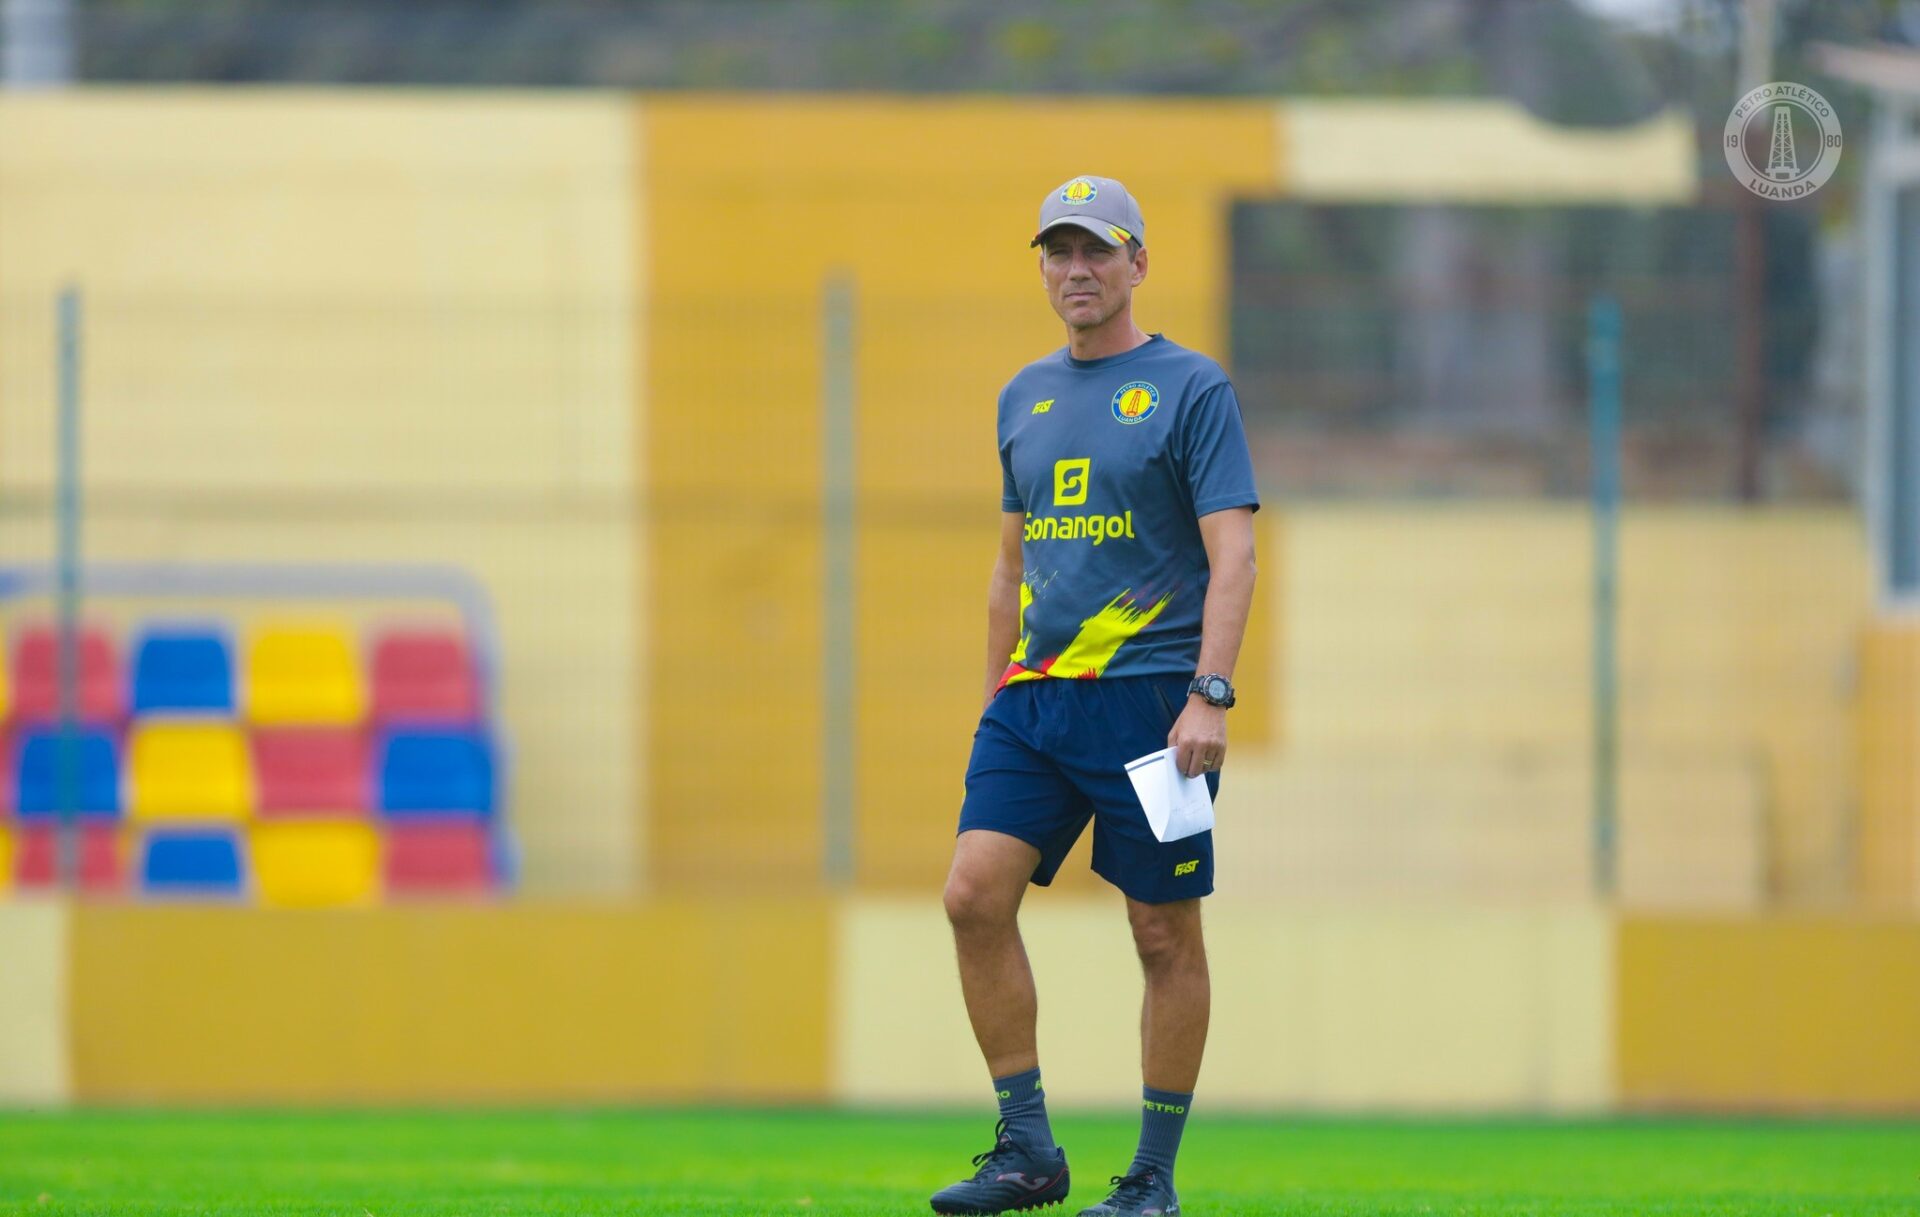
[1203,676,1230,702]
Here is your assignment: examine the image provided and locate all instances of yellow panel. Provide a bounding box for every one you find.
[128,721,255,821]
[835,897,1612,1110]
[642,97,1281,892]
[0,823,11,894]
[1857,622,1920,907]
[1281,101,1695,202]
[1618,918,1920,1109]
[251,820,381,908]
[0,902,69,1105]
[69,900,831,1102]
[245,622,367,725]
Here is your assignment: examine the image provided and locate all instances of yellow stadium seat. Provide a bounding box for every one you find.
[245,623,366,725]
[251,820,380,908]
[0,824,12,895]
[128,721,255,821]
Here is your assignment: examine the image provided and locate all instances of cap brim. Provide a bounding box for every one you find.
[1029,217,1132,248]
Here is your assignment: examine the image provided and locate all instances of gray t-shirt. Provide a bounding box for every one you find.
[996,334,1259,685]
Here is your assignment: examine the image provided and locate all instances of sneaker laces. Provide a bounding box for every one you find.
[968,1118,1020,1178]
[1103,1169,1158,1206]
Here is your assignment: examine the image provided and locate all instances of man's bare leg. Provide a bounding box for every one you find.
[943,828,1044,1077]
[1127,896,1209,1091]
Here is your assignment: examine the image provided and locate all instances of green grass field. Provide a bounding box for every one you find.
[2,1109,1917,1215]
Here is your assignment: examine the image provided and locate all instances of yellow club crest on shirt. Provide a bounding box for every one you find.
[1111,380,1160,425]
[1060,177,1098,205]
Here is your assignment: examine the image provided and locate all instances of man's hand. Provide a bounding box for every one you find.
[1169,696,1227,778]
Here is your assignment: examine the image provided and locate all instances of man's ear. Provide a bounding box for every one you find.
[1132,246,1149,288]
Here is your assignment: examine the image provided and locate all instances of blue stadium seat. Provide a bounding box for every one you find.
[131,625,234,715]
[376,729,495,817]
[16,728,121,817]
[140,829,245,895]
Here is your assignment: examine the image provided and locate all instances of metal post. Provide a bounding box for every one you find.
[55,285,82,887]
[1588,294,1621,899]
[821,275,857,886]
[2,0,75,88]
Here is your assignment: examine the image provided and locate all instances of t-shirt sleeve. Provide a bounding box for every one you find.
[1180,380,1261,516]
[997,387,1024,511]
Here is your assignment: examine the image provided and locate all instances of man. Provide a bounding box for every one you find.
[930,175,1259,1217]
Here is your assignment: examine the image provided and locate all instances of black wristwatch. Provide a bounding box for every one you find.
[1188,673,1236,709]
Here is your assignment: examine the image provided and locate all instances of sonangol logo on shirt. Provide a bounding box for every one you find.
[1111,381,1160,425]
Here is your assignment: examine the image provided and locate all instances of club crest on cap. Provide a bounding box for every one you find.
[1060,177,1098,205]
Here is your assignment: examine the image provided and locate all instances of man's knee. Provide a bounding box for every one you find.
[1127,899,1204,971]
[945,831,1037,933]
[944,866,1021,933]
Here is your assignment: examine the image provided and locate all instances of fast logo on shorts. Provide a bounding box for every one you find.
[1173,859,1199,877]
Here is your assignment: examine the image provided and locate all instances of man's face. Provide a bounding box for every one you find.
[1038,226,1146,331]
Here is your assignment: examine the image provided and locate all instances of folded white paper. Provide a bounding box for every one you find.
[1123,747,1216,843]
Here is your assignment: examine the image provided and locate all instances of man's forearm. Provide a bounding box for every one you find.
[984,561,1022,704]
[1192,550,1256,682]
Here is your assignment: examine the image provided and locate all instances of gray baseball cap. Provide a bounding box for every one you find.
[1030,174,1146,249]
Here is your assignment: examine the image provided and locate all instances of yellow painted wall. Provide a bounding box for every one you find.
[835,897,1612,1111]
[1617,917,1920,1111]
[0,903,69,1106]
[640,98,1281,894]
[0,92,642,894]
[66,901,830,1103]
[1218,506,1862,907]
[1858,621,1920,907]
[1279,101,1695,202]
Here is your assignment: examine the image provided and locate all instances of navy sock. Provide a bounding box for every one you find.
[993,1068,1055,1152]
[1130,1085,1192,1183]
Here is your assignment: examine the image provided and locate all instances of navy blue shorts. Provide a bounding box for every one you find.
[958,674,1217,904]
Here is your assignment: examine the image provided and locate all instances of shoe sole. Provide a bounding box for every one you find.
[930,1201,1066,1216]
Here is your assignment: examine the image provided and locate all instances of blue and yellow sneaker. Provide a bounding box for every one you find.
[929,1118,1071,1214]
[1075,1168,1179,1216]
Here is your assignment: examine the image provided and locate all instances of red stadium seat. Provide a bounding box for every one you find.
[9,624,124,724]
[370,629,481,724]
[251,727,369,815]
[13,822,126,892]
[384,820,492,894]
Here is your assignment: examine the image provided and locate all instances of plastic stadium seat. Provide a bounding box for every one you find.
[251,728,368,815]
[13,822,126,891]
[376,729,495,817]
[0,824,10,895]
[140,829,245,896]
[131,625,234,715]
[127,721,254,821]
[15,728,121,817]
[384,820,493,894]
[370,629,481,723]
[8,624,124,724]
[250,820,380,907]
[244,622,367,725]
